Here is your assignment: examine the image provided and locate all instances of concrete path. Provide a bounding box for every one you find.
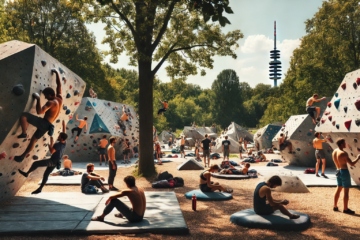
[0,192,188,235]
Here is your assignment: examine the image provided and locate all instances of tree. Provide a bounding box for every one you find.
[90,0,242,175]
[211,69,242,128]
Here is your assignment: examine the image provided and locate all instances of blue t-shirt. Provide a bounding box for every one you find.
[50,141,67,162]
[222,140,230,150]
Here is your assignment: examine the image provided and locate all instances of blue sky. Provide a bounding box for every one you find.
[86,0,325,89]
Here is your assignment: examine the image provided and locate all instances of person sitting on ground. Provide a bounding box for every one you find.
[220,163,250,175]
[98,135,108,166]
[72,114,88,143]
[256,152,267,162]
[278,133,293,153]
[123,139,131,164]
[254,175,300,219]
[15,69,62,162]
[313,132,328,178]
[91,176,146,223]
[180,136,186,158]
[81,163,109,193]
[199,164,232,193]
[50,155,82,176]
[222,136,231,161]
[156,98,168,118]
[306,93,326,124]
[332,138,360,214]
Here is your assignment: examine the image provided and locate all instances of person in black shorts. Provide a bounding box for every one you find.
[72,115,88,143]
[18,121,67,194]
[222,136,231,161]
[199,164,232,193]
[123,139,131,164]
[201,134,212,167]
[278,133,293,153]
[306,94,326,124]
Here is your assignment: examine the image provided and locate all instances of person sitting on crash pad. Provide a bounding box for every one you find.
[254,175,300,219]
[220,163,250,175]
[199,164,232,193]
[91,176,146,223]
[50,155,82,176]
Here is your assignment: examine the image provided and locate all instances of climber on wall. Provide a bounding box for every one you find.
[156,98,168,118]
[18,120,67,194]
[119,105,129,136]
[72,114,88,143]
[306,94,326,124]
[278,133,293,154]
[14,69,63,163]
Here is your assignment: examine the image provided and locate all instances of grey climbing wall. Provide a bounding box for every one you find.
[316,70,360,186]
[254,123,282,150]
[0,40,86,202]
[272,98,334,167]
[63,97,139,162]
[212,122,253,153]
[180,126,217,147]
[158,131,176,144]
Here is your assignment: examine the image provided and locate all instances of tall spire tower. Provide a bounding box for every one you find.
[269,21,282,87]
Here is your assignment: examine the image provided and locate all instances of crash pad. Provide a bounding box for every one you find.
[230,209,311,231]
[211,173,251,180]
[185,190,232,201]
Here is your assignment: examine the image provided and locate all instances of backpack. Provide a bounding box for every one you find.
[174,177,184,186]
[83,185,98,194]
[157,171,173,181]
[229,160,238,166]
[304,169,315,174]
[152,180,171,188]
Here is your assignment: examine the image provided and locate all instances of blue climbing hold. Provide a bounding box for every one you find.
[69,120,73,124]
[66,109,71,115]
[86,100,92,107]
[11,172,16,175]
[307,132,312,136]
[59,67,64,74]
[336,124,340,129]
[296,148,301,151]
[66,93,71,98]
[89,114,110,134]
[63,106,68,110]
[0,173,2,177]
[335,93,338,97]
[334,99,341,109]
[93,102,97,106]
[41,60,47,67]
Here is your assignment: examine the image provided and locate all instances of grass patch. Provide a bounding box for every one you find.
[229,154,239,158]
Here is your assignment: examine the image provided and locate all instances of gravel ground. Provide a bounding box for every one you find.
[2,156,360,240]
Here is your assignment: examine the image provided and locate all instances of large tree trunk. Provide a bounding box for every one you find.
[138,60,156,176]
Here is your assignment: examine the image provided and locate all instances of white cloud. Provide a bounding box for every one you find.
[278,39,301,60]
[240,35,273,53]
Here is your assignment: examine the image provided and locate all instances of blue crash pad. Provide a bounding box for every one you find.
[230,209,311,231]
[185,190,232,201]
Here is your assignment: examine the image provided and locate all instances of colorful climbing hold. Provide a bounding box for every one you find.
[108,102,111,106]
[336,124,340,129]
[75,102,80,106]
[328,116,332,121]
[321,118,326,124]
[63,106,68,110]
[74,90,79,96]
[341,83,346,90]
[56,119,61,123]
[12,143,19,148]
[12,84,25,96]
[327,102,332,108]
[357,78,360,86]
[354,138,358,143]
[354,82,358,89]
[344,106,348,113]
[334,99,340,109]
[296,148,300,151]
[0,152,7,160]
[32,155,38,160]
[66,109,71,115]
[345,120,352,131]
[59,67,64,74]
[66,93,71,98]
[324,111,330,115]
[93,102,97,106]
[326,136,333,143]
[355,100,360,111]
[69,120,74,124]
[335,93,339,97]
[69,85,72,89]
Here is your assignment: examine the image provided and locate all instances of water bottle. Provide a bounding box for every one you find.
[192,194,197,211]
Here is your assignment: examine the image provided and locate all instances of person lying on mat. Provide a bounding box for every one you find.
[50,155,82,176]
[220,160,236,170]
[220,163,250,175]
[199,164,232,193]
[91,176,146,223]
[254,175,300,219]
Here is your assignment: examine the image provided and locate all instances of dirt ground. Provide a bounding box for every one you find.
[3,157,360,240]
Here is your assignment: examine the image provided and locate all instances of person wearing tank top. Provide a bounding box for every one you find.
[199,165,232,193]
[254,176,300,219]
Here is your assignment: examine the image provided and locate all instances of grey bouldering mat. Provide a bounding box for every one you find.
[0,192,188,235]
[230,209,311,231]
[38,175,108,185]
[177,158,204,170]
[211,173,251,180]
[185,190,232,201]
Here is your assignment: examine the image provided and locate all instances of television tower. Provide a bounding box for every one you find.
[269,21,281,87]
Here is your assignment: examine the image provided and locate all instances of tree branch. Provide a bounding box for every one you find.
[150,0,177,53]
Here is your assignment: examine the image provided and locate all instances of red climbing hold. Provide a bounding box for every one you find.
[321,118,326,124]
[77,144,80,146]
[332,121,336,126]
[69,85,72,89]
[328,116,332,121]
[345,120,352,131]
[304,152,309,155]
[355,100,360,110]
[71,150,75,153]
[357,78,360,86]
[83,148,87,150]
[26,153,30,158]
[69,116,73,120]
[324,111,330,116]
[326,137,333,143]
[341,83,346,90]
[0,152,7,160]
[327,102,332,108]
[75,102,80,106]
[108,103,111,106]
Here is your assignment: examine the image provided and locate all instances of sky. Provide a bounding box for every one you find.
[86,0,325,89]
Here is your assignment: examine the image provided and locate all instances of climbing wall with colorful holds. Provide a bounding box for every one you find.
[316,70,360,186]
[0,40,86,202]
[63,97,139,162]
[272,108,334,168]
[212,122,253,153]
[254,123,282,150]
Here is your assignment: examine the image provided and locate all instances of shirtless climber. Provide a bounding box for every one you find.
[15,69,62,163]
[72,115,87,143]
[332,138,360,214]
[278,133,293,153]
[156,98,168,118]
[306,94,326,124]
[119,105,129,136]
